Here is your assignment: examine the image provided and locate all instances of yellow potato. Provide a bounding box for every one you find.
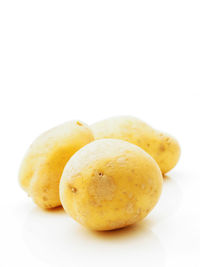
[19,121,94,209]
[60,139,163,231]
[91,116,180,174]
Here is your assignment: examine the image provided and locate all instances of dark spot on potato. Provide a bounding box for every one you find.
[68,184,77,193]
[71,187,77,193]
[98,172,103,177]
[43,196,48,201]
[160,144,165,151]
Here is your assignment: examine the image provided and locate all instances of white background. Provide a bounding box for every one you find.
[0,0,200,266]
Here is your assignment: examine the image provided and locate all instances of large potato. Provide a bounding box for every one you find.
[91,116,180,174]
[19,121,94,209]
[60,139,163,231]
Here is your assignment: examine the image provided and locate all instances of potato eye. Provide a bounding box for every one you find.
[71,187,77,193]
[68,185,77,193]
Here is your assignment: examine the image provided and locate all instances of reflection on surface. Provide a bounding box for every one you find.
[22,207,165,267]
[146,174,182,227]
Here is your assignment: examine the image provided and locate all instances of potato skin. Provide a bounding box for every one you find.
[19,121,94,209]
[60,139,163,231]
[91,116,181,174]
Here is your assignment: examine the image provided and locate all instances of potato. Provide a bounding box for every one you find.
[60,139,163,231]
[19,121,94,209]
[91,116,180,174]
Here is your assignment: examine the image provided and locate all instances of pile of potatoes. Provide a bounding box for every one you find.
[19,116,180,231]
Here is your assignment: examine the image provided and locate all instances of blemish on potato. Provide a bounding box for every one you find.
[68,184,77,193]
[71,187,77,193]
[88,175,116,203]
[160,144,165,151]
[43,187,49,192]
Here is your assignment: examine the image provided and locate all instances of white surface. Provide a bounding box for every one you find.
[0,0,200,266]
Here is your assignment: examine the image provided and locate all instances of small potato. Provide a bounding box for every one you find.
[19,121,94,209]
[60,139,163,231]
[91,116,181,174]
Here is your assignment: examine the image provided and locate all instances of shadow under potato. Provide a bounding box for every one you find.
[22,207,164,267]
[86,221,152,241]
[22,171,181,267]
